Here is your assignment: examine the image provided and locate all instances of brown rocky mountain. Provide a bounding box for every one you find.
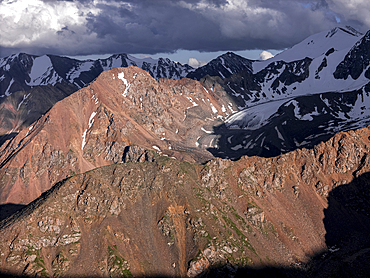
[0,53,195,140]
[0,66,237,205]
[1,124,370,277]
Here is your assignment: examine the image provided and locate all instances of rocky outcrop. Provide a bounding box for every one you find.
[0,66,237,204]
[1,124,370,277]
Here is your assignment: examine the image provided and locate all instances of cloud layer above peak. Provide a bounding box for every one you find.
[1,0,369,58]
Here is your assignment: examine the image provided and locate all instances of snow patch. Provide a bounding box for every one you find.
[118,72,130,97]
[82,111,97,150]
[186,96,198,107]
[25,125,34,137]
[328,246,340,253]
[228,103,237,113]
[201,127,213,134]
[210,103,218,114]
[4,78,14,96]
[195,137,200,147]
[27,55,62,86]
[66,61,94,82]
[227,99,287,130]
[17,92,31,110]
[275,126,284,141]
[231,144,243,151]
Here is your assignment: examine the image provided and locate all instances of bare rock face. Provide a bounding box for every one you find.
[1,125,370,277]
[0,66,237,204]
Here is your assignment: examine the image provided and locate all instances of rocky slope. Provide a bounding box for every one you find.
[1,123,370,277]
[0,66,237,205]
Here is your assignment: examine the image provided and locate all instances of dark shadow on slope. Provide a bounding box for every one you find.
[307,171,370,278]
[0,203,26,221]
[206,120,336,160]
[0,133,18,147]
[0,83,78,147]
[1,172,370,277]
[207,88,370,160]
[232,171,370,278]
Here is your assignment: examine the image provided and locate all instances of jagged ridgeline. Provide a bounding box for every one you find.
[1,125,370,277]
[0,53,195,136]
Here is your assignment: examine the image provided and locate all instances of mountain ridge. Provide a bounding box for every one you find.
[1,120,370,277]
[0,66,236,204]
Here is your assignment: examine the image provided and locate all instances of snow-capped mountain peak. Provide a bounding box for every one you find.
[253,25,363,72]
[0,53,195,97]
[186,52,253,80]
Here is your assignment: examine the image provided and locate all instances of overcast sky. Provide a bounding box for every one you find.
[1,0,370,65]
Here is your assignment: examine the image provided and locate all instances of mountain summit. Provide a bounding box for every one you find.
[0,66,236,204]
[0,53,195,137]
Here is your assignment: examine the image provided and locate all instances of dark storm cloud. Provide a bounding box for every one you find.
[83,0,228,54]
[1,0,369,57]
[78,0,334,54]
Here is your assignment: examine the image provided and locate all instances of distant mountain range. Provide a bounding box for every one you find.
[1,26,370,160]
[0,53,194,94]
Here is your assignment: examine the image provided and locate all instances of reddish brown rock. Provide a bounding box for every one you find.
[0,125,370,277]
[0,66,236,205]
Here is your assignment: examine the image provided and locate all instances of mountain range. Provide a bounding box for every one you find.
[1,25,370,277]
[2,26,370,160]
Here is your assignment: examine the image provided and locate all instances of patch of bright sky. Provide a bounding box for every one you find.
[301,2,341,23]
[68,49,282,66]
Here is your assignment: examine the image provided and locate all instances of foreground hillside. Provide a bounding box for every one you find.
[1,123,370,277]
